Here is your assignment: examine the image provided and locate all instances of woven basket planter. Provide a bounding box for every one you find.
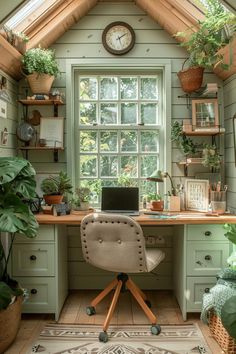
[27,72,55,94]
[0,296,23,354]
[209,312,236,354]
[177,65,204,93]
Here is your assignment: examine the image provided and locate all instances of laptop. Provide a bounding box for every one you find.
[101,187,139,216]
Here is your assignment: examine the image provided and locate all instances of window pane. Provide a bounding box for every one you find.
[121,156,137,177]
[121,131,137,152]
[120,77,137,99]
[140,156,158,177]
[79,131,97,152]
[101,156,118,177]
[100,103,118,124]
[141,131,159,152]
[79,77,97,100]
[141,77,158,99]
[140,180,156,198]
[100,77,118,100]
[80,155,97,177]
[141,103,158,124]
[121,103,137,124]
[79,103,97,125]
[100,131,118,152]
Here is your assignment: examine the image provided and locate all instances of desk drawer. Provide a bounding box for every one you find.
[186,276,216,311]
[15,277,56,313]
[12,244,55,276]
[186,242,229,276]
[15,225,55,243]
[186,225,225,241]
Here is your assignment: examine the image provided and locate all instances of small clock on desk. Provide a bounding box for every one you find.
[102,21,135,55]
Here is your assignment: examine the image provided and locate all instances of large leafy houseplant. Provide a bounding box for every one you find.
[41,171,73,205]
[175,0,236,92]
[0,157,38,310]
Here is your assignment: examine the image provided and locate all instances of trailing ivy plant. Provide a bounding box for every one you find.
[202,144,221,170]
[171,121,198,156]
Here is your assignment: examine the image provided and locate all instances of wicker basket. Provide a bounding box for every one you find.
[209,312,236,354]
[177,61,204,93]
[27,72,54,94]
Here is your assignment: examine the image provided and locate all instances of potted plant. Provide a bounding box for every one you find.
[40,171,73,205]
[0,157,38,353]
[72,187,91,211]
[202,143,221,170]
[175,0,236,92]
[21,47,60,94]
[171,121,198,157]
[147,193,164,211]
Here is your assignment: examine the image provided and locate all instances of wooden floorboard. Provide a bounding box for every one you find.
[5,290,223,354]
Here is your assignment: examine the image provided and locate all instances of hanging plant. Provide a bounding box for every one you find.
[171,121,198,157]
[202,144,221,170]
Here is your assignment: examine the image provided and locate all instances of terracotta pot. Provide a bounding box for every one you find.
[27,72,55,94]
[0,296,23,353]
[150,200,164,211]
[43,194,63,205]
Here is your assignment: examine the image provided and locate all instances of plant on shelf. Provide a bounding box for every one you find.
[171,121,198,157]
[175,0,236,92]
[40,171,73,205]
[0,157,38,352]
[21,47,60,95]
[202,144,221,170]
[72,187,92,211]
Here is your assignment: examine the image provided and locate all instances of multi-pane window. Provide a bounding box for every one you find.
[75,73,163,204]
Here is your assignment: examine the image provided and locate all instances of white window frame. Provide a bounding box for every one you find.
[66,59,172,194]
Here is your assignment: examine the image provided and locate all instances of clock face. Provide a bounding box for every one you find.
[102,22,135,55]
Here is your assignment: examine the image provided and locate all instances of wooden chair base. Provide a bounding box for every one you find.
[87,273,157,332]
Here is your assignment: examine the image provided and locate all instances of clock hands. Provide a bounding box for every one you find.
[116,33,127,41]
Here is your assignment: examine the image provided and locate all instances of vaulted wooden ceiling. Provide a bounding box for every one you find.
[0,0,235,80]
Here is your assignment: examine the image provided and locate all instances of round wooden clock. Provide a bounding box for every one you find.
[102,22,135,55]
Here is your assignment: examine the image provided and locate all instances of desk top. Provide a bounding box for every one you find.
[36,211,236,226]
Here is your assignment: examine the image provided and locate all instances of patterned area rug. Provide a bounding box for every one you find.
[29,324,211,354]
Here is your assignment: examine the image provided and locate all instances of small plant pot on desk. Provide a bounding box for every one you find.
[43,194,63,205]
[150,200,164,211]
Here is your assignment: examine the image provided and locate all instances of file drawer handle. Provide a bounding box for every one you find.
[30,255,37,261]
[205,255,212,261]
[204,287,210,293]
[31,288,37,295]
[204,231,212,237]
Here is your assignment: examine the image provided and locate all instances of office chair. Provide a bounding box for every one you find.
[81,212,165,342]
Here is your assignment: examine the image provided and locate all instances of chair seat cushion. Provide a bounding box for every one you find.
[145,249,165,272]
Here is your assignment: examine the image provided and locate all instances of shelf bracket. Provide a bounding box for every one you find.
[53,149,59,162]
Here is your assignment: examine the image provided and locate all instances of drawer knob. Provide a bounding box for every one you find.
[31,289,37,295]
[30,255,37,261]
[205,255,212,261]
[204,231,212,236]
[204,287,210,293]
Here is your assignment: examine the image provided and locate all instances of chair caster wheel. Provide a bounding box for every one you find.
[99,331,108,342]
[145,300,151,308]
[86,306,96,316]
[151,324,161,335]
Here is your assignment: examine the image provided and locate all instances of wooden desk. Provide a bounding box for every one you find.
[15,212,236,321]
[36,211,236,225]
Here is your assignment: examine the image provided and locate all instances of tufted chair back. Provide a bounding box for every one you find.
[81,213,148,273]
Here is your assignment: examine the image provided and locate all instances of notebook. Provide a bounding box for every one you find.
[101,187,139,216]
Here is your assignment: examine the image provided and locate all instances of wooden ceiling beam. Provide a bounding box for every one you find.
[0,35,22,80]
[27,0,98,50]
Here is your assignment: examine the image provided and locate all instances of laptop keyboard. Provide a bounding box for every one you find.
[102,210,140,216]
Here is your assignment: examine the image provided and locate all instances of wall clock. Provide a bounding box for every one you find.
[102,21,135,55]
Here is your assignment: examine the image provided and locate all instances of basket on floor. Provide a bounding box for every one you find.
[209,312,236,354]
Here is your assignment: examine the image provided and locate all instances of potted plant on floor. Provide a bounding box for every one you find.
[175,0,236,92]
[41,171,73,205]
[21,47,60,95]
[0,157,38,353]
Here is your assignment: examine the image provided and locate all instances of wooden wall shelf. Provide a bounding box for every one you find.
[18,146,64,162]
[18,99,64,105]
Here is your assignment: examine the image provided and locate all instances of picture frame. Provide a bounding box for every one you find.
[39,117,64,148]
[192,98,219,130]
[233,114,236,166]
[185,178,209,212]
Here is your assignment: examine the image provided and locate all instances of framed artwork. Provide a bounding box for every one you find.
[185,179,209,212]
[233,114,236,166]
[192,98,219,129]
[39,117,64,148]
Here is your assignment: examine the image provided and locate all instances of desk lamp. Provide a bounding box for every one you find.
[147,169,176,196]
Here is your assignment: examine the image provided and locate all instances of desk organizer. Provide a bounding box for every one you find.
[209,312,236,354]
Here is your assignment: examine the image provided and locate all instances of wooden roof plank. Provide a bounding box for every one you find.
[0,35,22,80]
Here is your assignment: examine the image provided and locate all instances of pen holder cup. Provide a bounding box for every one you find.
[210,191,226,214]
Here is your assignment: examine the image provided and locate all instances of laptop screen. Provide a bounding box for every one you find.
[101,187,139,212]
